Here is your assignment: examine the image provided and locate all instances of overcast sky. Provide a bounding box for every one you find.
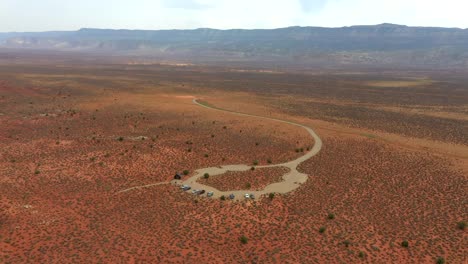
[1,0,467,32]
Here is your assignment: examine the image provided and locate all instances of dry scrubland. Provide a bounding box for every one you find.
[197,167,290,191]
[0,57,467,263]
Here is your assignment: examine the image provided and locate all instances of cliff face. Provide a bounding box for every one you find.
[2,24,468,68]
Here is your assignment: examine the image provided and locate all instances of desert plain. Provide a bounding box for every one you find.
[0,52,467,263]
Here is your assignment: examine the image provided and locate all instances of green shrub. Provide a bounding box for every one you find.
[358,251,365,258]
[343,240,351,247]
[253,160,258,166]
[436,257,445,264]
[457,221,466,230]
[220,195,226,201]
[401,240,409,248]
[269,193,275,200]
[267,159,272,164]
[240,236,248,244]
[319,227,326,233]
[204,173,210,179]
[245,183,251,189]
[34,170,40,175]
[328,213,335,220]
[250,166,255,171]
[183,170,190,175]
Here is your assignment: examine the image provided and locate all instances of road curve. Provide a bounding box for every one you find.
[175,99,323,200]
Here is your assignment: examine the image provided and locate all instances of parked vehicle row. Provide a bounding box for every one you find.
[181,186,254,200]
[181,185,212,197]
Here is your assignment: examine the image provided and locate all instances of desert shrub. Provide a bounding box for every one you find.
[255,142,259,146]
[245,183,251,189]
[457,221,466,230]
[240,236,248,244]
[250,167,255,171]
[90,157,96,162]
[183,170,190,175]
[401,240,409,248]
[358,251,365,258]
[295,148,300,153]
[211,134,215,138]
[188,148,192,152]
[204,173,210,179]
[34,170,40,175]
[220,195,226,201]
[117,137,124,141]
[267,158,272,164]
[204,154,209,158]
[436,257,445,264]
[328,213,335,220]
[253,160,259,166]
[319,227,326,233]
[269,193,275,200]
[343,240,351,247]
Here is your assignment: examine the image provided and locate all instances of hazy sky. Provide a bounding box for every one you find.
[1,0,467,32]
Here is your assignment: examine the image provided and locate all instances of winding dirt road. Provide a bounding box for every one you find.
[118,98,322,200]
[176,99,322,200]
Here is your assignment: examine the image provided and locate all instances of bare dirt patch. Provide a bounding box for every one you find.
[365,78,434,88]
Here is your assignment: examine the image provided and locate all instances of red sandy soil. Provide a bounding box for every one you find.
[197,167,290,191]
[0,61,466,263]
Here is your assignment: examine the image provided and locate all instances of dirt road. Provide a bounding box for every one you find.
[175,99,322,200]
[119,98,322,200]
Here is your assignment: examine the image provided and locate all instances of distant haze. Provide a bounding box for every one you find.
[2,24,468,70]
[0,0,467,32]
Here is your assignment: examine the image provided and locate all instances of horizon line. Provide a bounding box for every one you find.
[1,23,467,34]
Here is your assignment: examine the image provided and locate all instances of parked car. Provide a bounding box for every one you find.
[207,191,214,197]
[244,193,250,199]
[250,194,255,199]
[181,185,191,191]
[192,189,200,194]
[229,194,235,200]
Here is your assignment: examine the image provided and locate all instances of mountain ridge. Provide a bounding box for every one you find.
[1,24,468,68]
